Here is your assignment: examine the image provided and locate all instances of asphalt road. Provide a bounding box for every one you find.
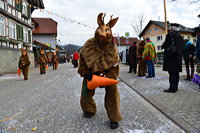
[0,63,184,133]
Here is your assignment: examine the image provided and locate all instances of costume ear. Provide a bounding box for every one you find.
[107,17,119,28]
[97,13,105,26]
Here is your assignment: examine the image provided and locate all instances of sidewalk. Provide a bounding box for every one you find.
[119,64,200,133]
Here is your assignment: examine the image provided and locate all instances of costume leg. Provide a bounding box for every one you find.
[105,84,122,122]
[80,80,96,114]
[24,68,28,80]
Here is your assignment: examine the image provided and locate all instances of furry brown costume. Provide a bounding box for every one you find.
[137,40,146,77]
[37,49,48,74]
[18,49,30,80]
[78,13,122,129]
[51,53,59,70]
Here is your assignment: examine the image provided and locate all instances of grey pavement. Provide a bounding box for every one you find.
[0,63,184,133]
[119,64,200,133]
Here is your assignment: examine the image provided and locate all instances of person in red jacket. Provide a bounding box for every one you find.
[73,51,79,68]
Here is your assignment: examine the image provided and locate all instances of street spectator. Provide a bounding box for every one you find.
[162,23,184,93]
[18,49,30,80]
[73,51,79,68]
[142,38,156,78]
[126,48,129,65]
[194,26,200,89]
[194,26,200,62]
[51,52,59,70]
[183,39,196,80]
[128,42,137,74]
[138,40,146,77]
[37,49,48,74]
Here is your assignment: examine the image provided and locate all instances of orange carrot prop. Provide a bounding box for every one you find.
[87,75,119,90]
[46,65,48,70]
[18,68,21,77]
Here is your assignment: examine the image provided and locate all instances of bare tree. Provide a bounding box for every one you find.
[132,11,145,39]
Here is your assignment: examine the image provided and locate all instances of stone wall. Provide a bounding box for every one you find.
[0,47,34,75]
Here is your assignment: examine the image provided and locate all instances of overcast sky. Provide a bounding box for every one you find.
[32,0,200,46]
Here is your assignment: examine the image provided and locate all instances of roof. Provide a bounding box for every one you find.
[27,0,44,9]
[33,40,55,50]
[139,20,194,37]
[32,18,57,35]
[113,37,139,45]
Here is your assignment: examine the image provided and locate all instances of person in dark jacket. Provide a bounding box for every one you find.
[183,39,196,80]
[128,42,137,73]
[162,23,184,93]
[18,49,30,80]
[194,26,200,90]
[194,26,200,62]
[126,48,129,65]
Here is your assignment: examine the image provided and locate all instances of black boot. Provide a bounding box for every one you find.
[191,68,194,79]
[163,89,176,93]
[83,112,95,118]
[185,67,190,80]
[110,121,119,129]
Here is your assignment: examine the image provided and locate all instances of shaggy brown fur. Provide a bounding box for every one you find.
[38,50,48,74]
[51,54,59,70]
[78,13,122,122]
[137,40,146,77]
[18,49,30,80]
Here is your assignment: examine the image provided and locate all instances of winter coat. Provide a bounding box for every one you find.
[38,54,48,64]
[73,52,79,61]
[18,55,30,69]
[51,55,59,64]
[183,40,196,60]
[128,44,137,65]
[196,35,200,61]
[162,31,184,72]
[78,38,119,79]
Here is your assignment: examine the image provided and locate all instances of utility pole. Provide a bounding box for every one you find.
[163,0,168,35]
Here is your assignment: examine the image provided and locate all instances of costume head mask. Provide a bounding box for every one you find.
[21,49,27,56]
[95,13,119,44]
[40,48,45,54]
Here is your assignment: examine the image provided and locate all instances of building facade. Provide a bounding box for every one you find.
[0,0,44,74]
[32,18,57,51]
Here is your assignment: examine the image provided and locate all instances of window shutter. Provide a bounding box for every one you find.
[16,24,20,40]
[28,30,31,43]
[27,5,31,18]
[21,26,23,41]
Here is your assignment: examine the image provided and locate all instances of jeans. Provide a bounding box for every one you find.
[146,60,155,77]
[168,72,179,91]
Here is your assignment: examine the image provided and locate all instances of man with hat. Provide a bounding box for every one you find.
[162,23,184,93]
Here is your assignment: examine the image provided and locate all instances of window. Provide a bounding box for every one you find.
[155,27,158,32]
[157,46,162,50]
[157,35,162,41]
[7,0,12,5]
[0,0,4,9]
[9,21,16,39]
[22,2,27,15]
[147,29,152,34]
[23,28,28,42]
[7,0,14,7]
[0,16,5,36]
